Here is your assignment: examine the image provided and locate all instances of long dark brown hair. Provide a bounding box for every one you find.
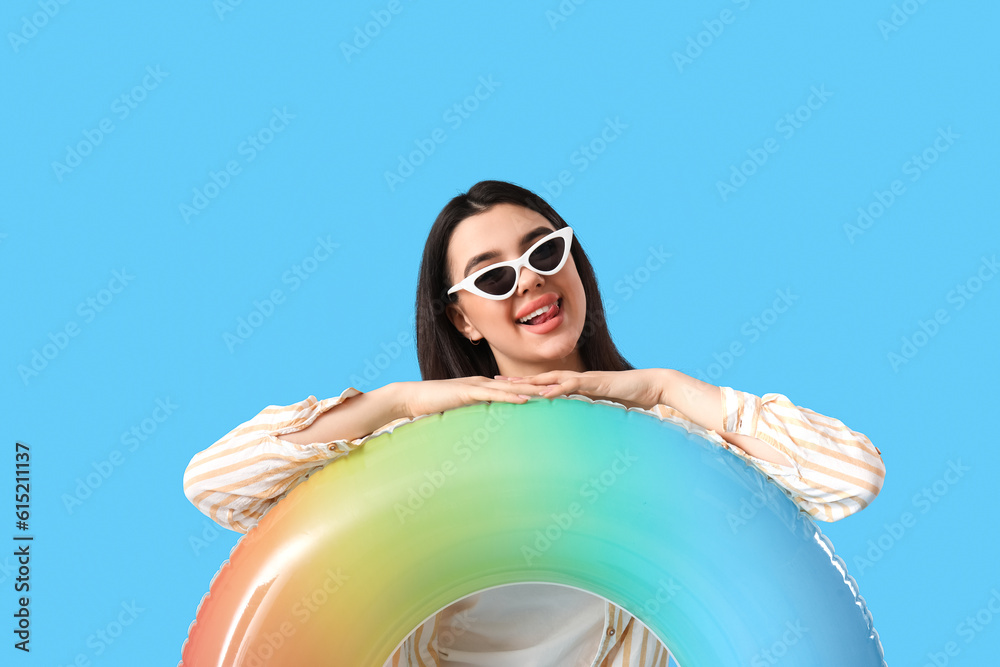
[416,180,634,380]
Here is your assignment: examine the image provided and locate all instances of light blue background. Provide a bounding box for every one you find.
[2,1,997,665]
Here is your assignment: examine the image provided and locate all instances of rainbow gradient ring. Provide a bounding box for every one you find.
[180,397,886,666]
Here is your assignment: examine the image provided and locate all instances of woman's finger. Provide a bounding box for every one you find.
[539,383,566,397]
[520,370,578,386]
[487,377,542,393]
[486,375,571,396]
[482,389,530,403]
[507,376,547,385]
[513,382,550,395]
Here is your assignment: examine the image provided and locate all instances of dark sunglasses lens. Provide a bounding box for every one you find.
[474,266,517,296]
[529,237,565,272]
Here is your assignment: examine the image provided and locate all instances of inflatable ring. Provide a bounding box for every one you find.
[181,397,886,666]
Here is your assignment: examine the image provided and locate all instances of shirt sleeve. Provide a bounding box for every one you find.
[715,386,886,522]
[182,387,411,534]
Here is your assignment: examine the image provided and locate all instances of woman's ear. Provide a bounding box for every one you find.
[446,302,482,341]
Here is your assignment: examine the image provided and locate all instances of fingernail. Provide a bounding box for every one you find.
[518,394,531,399]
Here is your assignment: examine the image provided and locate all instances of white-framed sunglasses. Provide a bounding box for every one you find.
[448,226,574,301]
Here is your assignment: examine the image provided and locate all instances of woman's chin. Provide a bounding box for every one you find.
[521,327,583,360]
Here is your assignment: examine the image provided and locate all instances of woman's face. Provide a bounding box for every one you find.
[445,203,587,376]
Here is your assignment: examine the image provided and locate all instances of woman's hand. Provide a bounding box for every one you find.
[395,377,550,419]
[493,369,667,411]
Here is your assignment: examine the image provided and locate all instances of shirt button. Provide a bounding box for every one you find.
[607,627,615,636]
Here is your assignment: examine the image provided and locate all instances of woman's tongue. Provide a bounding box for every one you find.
[520,299,560,326]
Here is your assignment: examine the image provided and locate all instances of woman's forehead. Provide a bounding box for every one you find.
[451,205,552,250]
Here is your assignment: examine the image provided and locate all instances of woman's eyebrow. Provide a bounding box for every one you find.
[462,226,553,278]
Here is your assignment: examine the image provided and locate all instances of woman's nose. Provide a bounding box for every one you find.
[516,265,544,293]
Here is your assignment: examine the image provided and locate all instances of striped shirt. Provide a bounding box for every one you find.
[183,385,885,666]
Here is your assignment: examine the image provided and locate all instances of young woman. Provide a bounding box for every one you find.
[183,180,885,666]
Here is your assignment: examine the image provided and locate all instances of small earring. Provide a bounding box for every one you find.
[470,338,481,346]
